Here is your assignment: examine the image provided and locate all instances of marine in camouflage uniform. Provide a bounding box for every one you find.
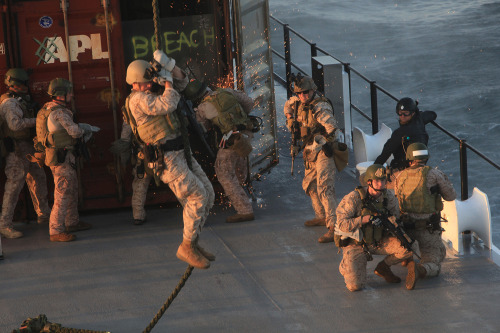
[284,75,338,243]
[0,68,50,239]
[185,80,256,223]
[39,78,94,242]
[124,51,214,269]
[394,142,456,281]
[335,164,417,291]
[118,67,189,225]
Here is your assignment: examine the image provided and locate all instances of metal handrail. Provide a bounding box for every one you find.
[270,14,500,200]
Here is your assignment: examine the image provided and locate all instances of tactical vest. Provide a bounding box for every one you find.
[202,89,251,134]
[0,92,34,140]
[397,166,438,214]
[36,103,75,149]
[122,91,180,144]
[296,96,331,141]
[355,186,389,245]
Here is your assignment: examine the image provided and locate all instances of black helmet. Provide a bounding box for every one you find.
[183,79,208,104]
[396,97,419,114]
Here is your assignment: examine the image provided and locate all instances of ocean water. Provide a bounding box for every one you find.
[268,0,500,244]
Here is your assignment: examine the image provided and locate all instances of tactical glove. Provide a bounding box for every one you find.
[154,68,173,85]
[369,215,382,226]
[322,141,334,157]
[291,145,300,156]
[153,50,176,72]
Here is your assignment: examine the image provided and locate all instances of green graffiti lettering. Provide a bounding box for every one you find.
[190,30,199,47]
[132,36,148,59]
[163,32,180,54]
[178,32,191,50]
[204,27,214,46]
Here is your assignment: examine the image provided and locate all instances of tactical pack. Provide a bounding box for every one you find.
[203,89,253,134]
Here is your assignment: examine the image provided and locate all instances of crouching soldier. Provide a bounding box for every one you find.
[394,143,456,285]
[36,78,96,242]
[184,79,258,223]
[0,68,51,238]
[124,50,214,269]
[335,164,418,291]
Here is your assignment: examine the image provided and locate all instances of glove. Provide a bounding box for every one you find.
[286,118,294,130]
[290,145,300,156]
[322,141,334,157]
[109,139,132,155]
[79,123,100,142]
[153,50,175,72]
[154,68,173,85]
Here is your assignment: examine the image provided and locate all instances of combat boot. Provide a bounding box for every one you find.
[50,232,76,242]
[374,260,401,283]
[0,227,23,239]
[304,217,326,227]
[176,239,210,269]
[226,213,255,223]
[194,235,215,261]
[405,260,422,290]
[318,226,335,243]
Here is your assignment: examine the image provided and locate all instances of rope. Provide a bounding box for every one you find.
[151,0,193,170]
[142,265,195,333]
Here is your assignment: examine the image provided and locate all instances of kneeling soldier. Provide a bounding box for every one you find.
[335,164,418,291]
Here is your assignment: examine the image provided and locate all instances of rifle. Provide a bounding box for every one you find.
[364,199,421,259]
[290,100,300,175]
[182,98,215,159]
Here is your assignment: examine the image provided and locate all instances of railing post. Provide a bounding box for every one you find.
[459,139,469,200]
[311,43,317,57]
[284,24,292,99]
[370,81,378,135]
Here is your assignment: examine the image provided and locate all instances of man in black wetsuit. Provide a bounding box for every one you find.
[373,97,436,187]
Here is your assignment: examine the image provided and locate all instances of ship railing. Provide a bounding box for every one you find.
[270,14,500,254]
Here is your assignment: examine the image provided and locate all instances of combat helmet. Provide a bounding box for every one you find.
[363,164,386,184]
[48,78,72,97]
[126,60,153,85]
[4,68,29,87]
[395,97,419,114]
[406,142,429,161]
[184,79,208,104]
[292,75,317,93]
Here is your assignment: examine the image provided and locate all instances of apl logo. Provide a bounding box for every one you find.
[33,34,109,65]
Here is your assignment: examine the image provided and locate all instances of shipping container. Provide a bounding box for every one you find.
[0,0,277,217]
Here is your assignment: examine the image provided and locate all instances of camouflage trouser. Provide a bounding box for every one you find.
[407,228,446,278]
[49,153,79,235]
[131,166,152,221]
[302,150,337,228]
[339,237,414,291]
[214,148,252,215]
[160,150,214,241]
[0,141,50,228]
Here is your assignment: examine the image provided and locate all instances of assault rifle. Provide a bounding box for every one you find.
[182,97,215,159]
[364,199,421,259]
[290,100,300,175]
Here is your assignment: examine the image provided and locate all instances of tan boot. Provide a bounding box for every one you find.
[194,236,215,261]
[0,227,23,239]
[226,213,255,223]
[374,260,401,283]
[50,232,76,242]
[66,221,92,232]
[417,263,427,279]
[176,239,210,269]
[318,226,335,243]
[304,217,326,227]
[405,260,421,290]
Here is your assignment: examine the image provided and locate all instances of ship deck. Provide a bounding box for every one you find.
[1,85,500,332]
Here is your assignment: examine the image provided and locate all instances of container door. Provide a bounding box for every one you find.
[232,0,278,178]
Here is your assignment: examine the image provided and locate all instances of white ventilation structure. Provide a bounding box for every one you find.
[353,123,393,175]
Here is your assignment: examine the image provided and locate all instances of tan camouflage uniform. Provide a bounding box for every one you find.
[394,167,456,278]
[196,89,254,215]
[0,96,50,228]
[44,101,84,235]
[120,122,152,221]
[128,86,214,242]
[284,95,338,229]
[336,189,414,291]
